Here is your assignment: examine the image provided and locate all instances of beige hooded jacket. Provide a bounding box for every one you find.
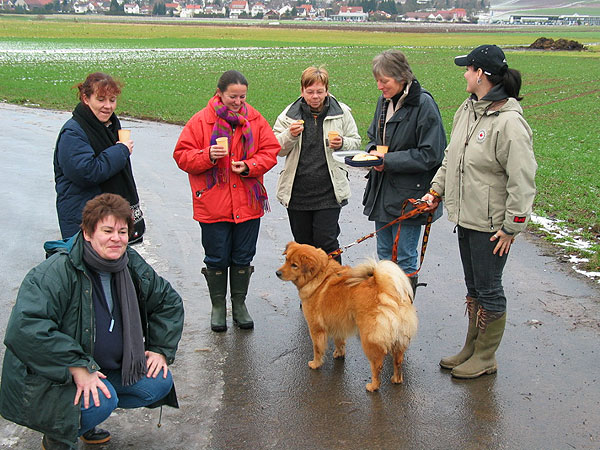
[431,96,537,235]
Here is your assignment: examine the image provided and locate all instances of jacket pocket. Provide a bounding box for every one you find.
[23,372,79,438]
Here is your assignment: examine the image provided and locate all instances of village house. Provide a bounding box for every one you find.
[250,2,265,17]
[333,6,367,22]
[123,2,139,14]
[229,0,249,18]
[180,3,202,17]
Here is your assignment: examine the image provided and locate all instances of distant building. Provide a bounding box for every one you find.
[14,0,53,10]
[180,4,202,17]
[297,4,316,18]
[251,2,265,17]
[333,6,367,22]
[123,3,139,14]
[229,0,249,18]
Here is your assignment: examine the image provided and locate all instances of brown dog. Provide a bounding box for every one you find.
[276,242,418,392]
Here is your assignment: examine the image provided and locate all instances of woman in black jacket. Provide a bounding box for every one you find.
[362,50,446,294]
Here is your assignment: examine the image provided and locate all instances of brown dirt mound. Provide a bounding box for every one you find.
[529,37,586,51]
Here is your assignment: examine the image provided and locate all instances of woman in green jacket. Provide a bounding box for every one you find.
[0,193,184,449]
[423,45,537,380]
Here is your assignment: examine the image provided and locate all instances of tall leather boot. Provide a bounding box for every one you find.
[440,296,478,369]
[230,266,254,329]
[451,307,506,379]
[201,267,228,332]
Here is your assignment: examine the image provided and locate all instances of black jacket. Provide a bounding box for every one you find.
[363,79,446,224]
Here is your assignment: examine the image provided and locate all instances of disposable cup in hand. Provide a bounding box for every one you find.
[376,145,388,154]
[118,129,131,141]
[216,137,228,153]
[327,131,339,147]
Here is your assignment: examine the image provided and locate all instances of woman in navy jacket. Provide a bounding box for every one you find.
[54,72,145,243]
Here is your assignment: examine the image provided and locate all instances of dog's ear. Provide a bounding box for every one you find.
[299,250,325,277]
[283,241,298,256]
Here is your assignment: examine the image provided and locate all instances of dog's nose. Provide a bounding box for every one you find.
[276,270,282,278]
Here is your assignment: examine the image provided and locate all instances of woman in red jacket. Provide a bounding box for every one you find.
[174,70,280,332]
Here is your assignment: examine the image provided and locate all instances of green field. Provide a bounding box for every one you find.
[1,16,599,269]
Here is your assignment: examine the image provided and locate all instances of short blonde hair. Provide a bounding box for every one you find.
[301,66,329,91]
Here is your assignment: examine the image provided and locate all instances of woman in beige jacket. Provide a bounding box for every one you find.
[273,66,361,262]
[423,45,537,379]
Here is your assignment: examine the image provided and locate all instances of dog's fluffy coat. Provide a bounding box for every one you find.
[276,242,418,392]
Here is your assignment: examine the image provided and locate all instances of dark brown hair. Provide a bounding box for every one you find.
[76,72,123,101]
[81,193,133,238]
[216,70,248,93]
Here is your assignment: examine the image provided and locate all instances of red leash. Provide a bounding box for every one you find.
[328,199,433,277]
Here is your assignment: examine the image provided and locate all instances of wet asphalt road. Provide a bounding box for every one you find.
[0,103,599,450]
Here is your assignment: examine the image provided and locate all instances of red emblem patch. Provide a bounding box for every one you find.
[513,216,526,223]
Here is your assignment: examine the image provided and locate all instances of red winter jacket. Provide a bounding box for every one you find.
[174,99,280,224]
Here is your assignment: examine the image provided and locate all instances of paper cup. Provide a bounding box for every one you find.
[328,131,339,141]
[376,145,388,154]
[216,137,228,153]
[118,129,131,141]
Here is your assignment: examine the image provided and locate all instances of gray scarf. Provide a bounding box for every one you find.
[83,240,146,386]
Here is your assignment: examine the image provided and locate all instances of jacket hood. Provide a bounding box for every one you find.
[470,95,523,117]
[284,95,344,120]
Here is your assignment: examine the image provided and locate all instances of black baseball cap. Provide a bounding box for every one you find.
[454,45,508,76]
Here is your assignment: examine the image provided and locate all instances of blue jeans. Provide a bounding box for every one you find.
[79,369,173,435]
[200,219,260,269]
[375,221,422,274]
[457,226,508,312]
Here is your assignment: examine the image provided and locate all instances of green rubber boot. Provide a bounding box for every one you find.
[451,309,506,379]
[201,267,228,332]
[230,266,254,329]
[440,297,479,369]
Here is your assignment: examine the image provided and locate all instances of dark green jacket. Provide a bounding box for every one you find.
[0,232,184,444]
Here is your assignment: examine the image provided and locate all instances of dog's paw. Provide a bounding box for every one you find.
[365,382,380,392]
[333,347,346,359]
[308,360,322,369]
[391,374,404,384]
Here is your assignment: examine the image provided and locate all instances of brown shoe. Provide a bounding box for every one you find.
[80,427,111,444]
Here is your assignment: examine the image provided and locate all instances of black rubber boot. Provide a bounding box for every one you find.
[201,267,228,332]
[230,266,254,329]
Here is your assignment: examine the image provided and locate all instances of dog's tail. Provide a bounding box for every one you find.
[373,260,418,350]
[373,260,414,305]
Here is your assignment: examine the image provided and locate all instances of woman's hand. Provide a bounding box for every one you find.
[421,193,441,212]
[369,149,385,172]
[209,144,228,162]
[145,350,169,379]
[329,136,343,150]
[69,366,110,408]
[289,121,304,137]
[231,160,249,175]
[118,139,134,155]
[490,229,514,257]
